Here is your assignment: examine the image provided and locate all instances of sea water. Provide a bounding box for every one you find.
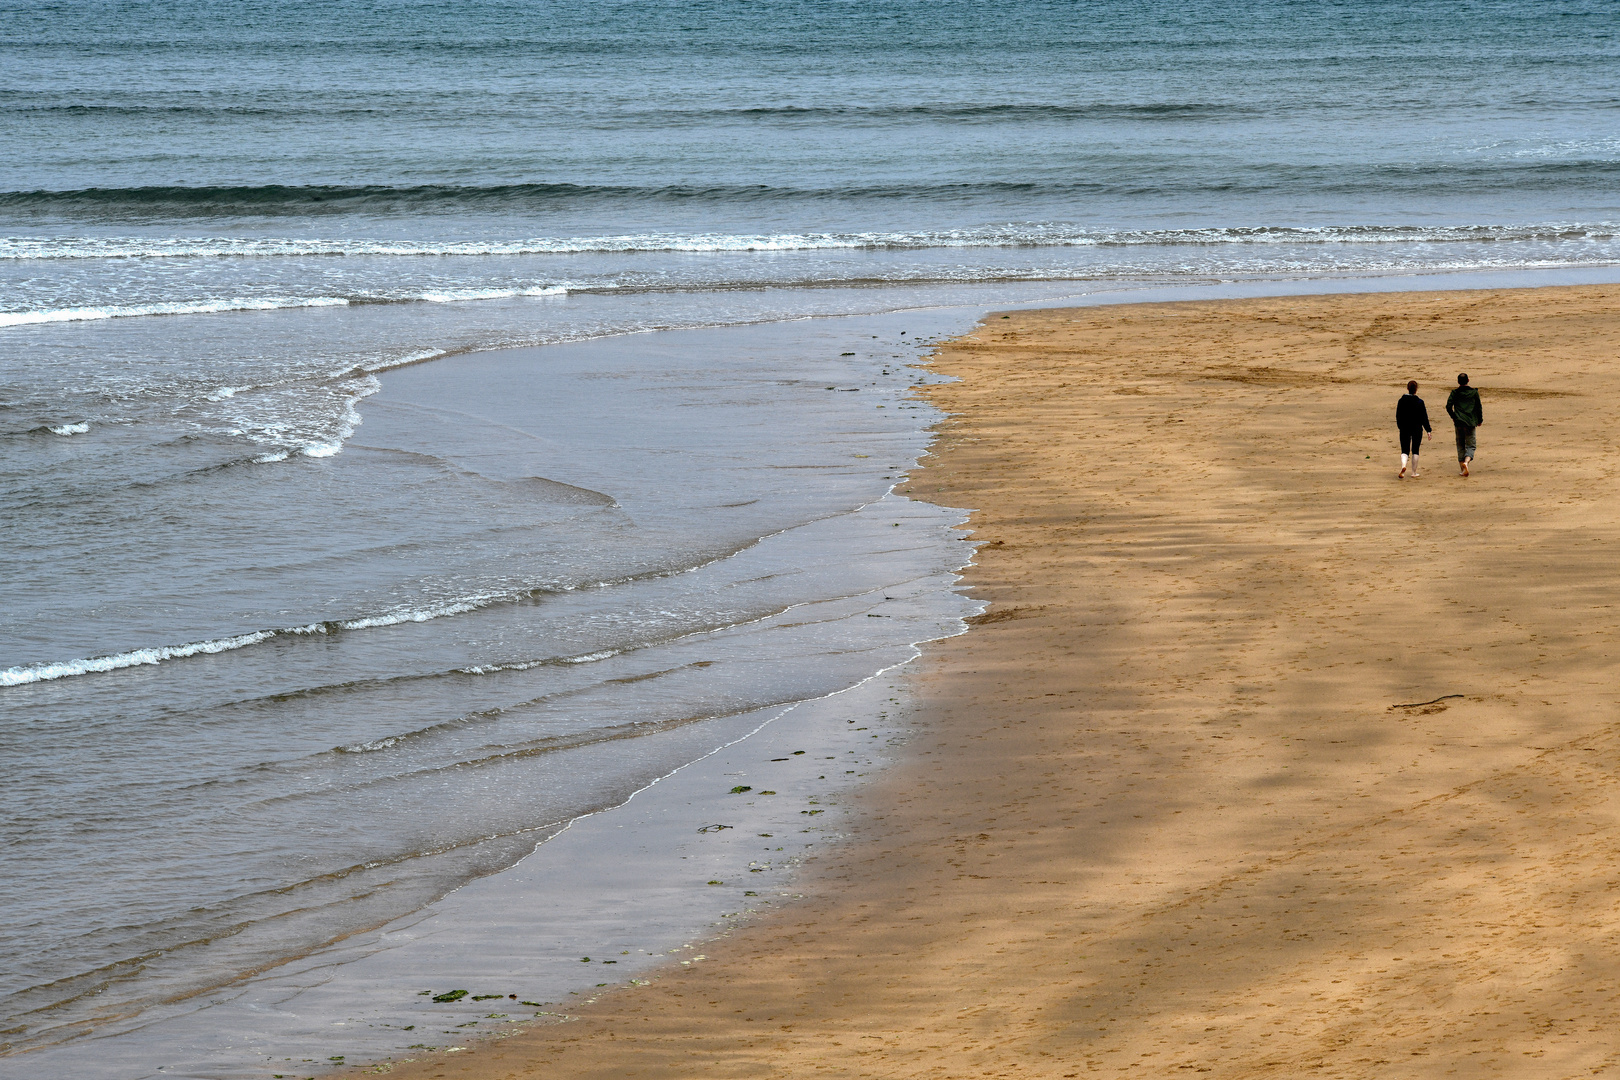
[3,0,1619,1073]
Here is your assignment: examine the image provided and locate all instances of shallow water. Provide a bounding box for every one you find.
[0,308,990,1055]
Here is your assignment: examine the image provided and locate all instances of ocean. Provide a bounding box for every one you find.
[3,0,1619,1075]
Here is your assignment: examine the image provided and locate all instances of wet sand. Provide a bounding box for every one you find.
[342,283,1620,1078]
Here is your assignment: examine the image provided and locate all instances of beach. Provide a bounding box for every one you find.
[345,282,1620,1078]
[7,2,1620,1073]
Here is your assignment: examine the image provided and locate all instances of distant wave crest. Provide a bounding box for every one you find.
[7,101,1253,124]
[4,222,1618,264]
[3,221,1617,328]
[4,162,1620,218]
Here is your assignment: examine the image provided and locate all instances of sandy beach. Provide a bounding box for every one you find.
[341,282,1620,1079]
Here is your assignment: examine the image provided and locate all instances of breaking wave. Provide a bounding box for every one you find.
[4,222,1619,262]
[0,287,567,327]
[0,596,507,687]
[0,295,349,327]
[3,161,1620,218]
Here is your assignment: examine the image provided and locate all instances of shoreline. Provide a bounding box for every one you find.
[339,280,1620,1078]
[15,271,1620,1078]
[0,308,985,1080]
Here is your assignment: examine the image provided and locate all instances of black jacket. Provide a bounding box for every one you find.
[1396,393,1431,433]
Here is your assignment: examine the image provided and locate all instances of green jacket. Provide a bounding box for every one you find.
[1446,385,1483,428]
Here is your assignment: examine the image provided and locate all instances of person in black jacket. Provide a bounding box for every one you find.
[1446,372,1484,477]
[1396,380,1432,479]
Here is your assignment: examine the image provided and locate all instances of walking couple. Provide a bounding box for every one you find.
[1396,374,1484,479]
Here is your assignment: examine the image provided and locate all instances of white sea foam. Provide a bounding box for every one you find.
[454,648,617,676]
[1,592,520,687]
[243,374,379,460]
[12,219,1606,337]
[48,422,90,435]
[418,285,568,303]
[337,595,496,629]
[457,658,546,675]
[0,287,570,329]
[343,348,451,378]
[298,375,378,458]
[1503,137,1620,160]
[336,736,404,754]
[0,630,280,686]
[3,223,1617,264]
[0,296,349,327]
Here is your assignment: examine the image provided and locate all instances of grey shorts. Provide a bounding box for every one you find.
[1454,423,1477,461]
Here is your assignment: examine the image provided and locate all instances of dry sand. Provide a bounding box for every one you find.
[344,284,1620,1079]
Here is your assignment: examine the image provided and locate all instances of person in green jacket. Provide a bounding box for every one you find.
[1446,373,1484,477]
